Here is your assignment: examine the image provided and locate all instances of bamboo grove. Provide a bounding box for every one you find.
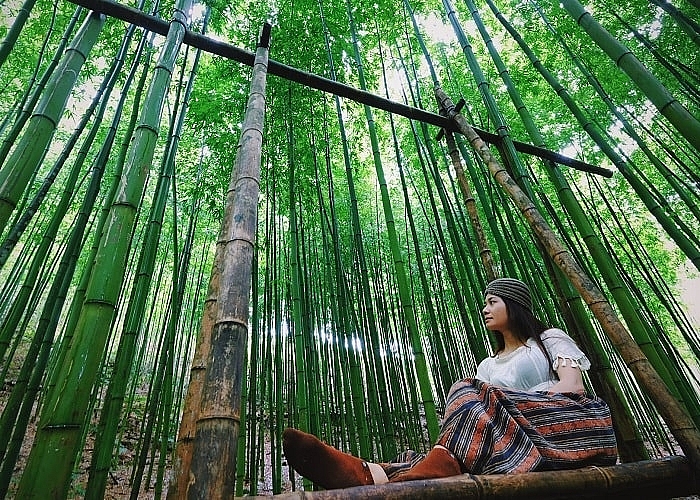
[0,0,698,497]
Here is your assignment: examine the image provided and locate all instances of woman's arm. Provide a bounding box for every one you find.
[549,362,585,393]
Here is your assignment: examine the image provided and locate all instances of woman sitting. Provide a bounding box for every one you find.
[283,277,618,489]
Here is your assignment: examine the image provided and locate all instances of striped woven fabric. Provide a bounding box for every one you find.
[382,379,618,478]
[438,379,618,473]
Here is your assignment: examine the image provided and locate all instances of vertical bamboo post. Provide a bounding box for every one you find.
[434,86,700,474]
[184,23,270,499]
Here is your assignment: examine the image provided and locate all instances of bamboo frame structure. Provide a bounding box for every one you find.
[48,1,699,497]
[67,0,613,178]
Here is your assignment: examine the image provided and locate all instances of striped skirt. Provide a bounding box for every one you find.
[383,378,618,478]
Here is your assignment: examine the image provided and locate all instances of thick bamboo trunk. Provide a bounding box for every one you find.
[434,87,700,476]
[561,0,700,152]
[0,10,104,233]
[184,23,270,499]
[241,456,695,499]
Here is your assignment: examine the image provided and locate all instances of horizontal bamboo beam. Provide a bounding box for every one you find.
[65,0,612,178]
[244,457,696,499]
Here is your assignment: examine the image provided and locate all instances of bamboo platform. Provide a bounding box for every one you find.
[242,456,697,499]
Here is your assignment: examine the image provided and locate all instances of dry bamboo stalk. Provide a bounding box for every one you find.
[173,24,270,498]
[242,456,693,499]
[433,86,700,476]
[443,130,496,280]
[166,216,224,498]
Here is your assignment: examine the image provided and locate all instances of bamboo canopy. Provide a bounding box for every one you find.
[0,0,698,498]
[64,0,614,179]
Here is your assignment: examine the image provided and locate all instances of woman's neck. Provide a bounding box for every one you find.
[500,330,524,354]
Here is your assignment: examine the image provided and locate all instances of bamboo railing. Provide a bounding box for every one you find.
[243,457,695,499]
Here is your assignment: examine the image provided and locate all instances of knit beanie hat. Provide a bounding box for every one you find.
[484,278,532,313]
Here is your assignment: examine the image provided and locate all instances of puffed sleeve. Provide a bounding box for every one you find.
[541,328,591,371]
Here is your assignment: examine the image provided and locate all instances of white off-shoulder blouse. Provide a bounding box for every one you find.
[474,328,591,392]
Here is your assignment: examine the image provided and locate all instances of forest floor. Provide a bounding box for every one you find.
[0,377,298,498]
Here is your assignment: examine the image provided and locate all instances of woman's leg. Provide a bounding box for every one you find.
[282,428,379,489]
[283,427,463,487]
[389,445,462,482]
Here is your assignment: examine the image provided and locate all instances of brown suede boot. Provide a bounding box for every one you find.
[282,428,374,489]
[389,446,463,482]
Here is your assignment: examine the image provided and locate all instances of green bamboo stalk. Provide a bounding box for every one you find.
[533,3,700,224]
[42,32,154,407]
[271,189,285,493]
[86,20,199,499]
[0,11,104,233]
[14,2,190,496]
[288,108,312,440]
[0,34,131,468]
[0,7,136,267]
[561,0,700,151]
[0,0,38,69]
[649,0,700,48]
[346,0,439,444]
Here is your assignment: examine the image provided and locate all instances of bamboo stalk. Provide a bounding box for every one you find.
[434,86,700,476]
[241,456,694,499]
[443,130,496,281]
[561,0,700,152]
[185,23,270,499]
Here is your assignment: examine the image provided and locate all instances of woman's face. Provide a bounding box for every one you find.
[483,293,510,331]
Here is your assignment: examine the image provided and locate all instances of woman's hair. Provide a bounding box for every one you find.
[491,296,554,373]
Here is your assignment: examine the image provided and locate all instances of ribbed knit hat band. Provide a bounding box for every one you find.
[484,278,532,312]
